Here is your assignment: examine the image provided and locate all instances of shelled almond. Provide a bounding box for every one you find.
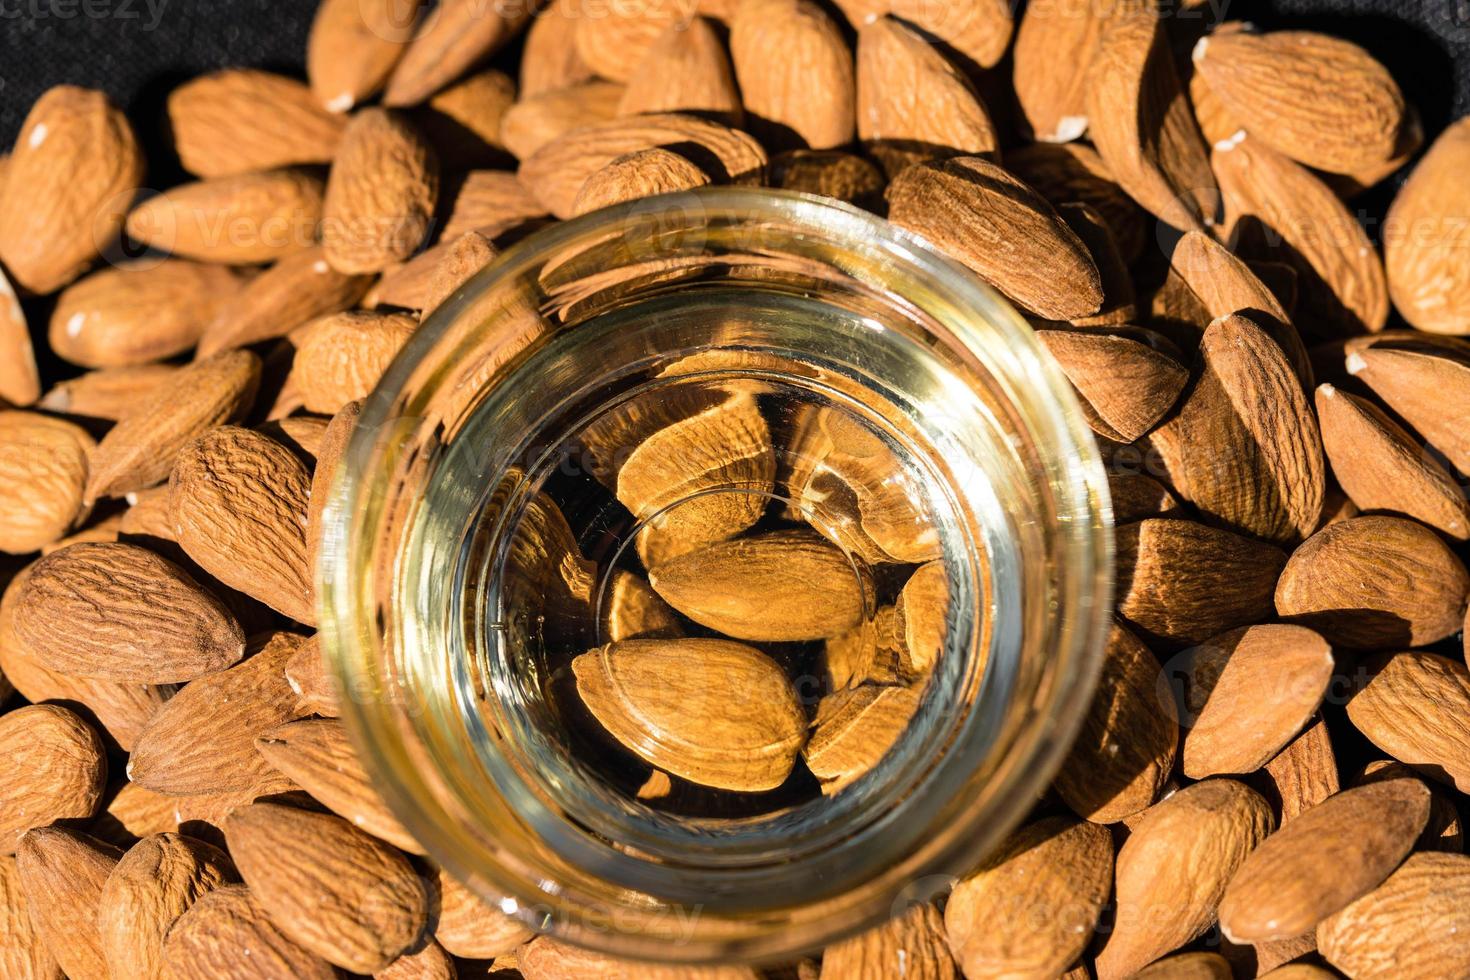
[0,2,1464,977]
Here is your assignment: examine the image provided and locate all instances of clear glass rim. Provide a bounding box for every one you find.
[319,187,1114,963]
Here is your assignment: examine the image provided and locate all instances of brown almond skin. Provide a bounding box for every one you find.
[0,86,143,294]
[377,940,456,980]
[0,705,106,854]
[1095,779,1275,980]
[161,883,338,979]
[1384,118,1470,335]
[1054,621,1178,823]
[1179,624,1334,778]
[499,80,626,162]
[306,400,360,613]
[519,934,761,979]
[85,350,261,503]
[618,18,743,125]
[520,4,595,97]
[290,310,418,414]
[1249,716,1340,826]
[124,169,325,265]
[170,426,315,624]
[1219,779,1429,944]
[886,156,1103,321]
[1011,0,1103,143]
[945,817,1113,979]
[1275,516,1470,650]
[1006,142,1148,265]
[1347,342,1470,474]
[13,542,244,684]
[439,169,547,241]
[648,530,866,642]
[36,364,179,421]
[15,827,122,980]
[819,902,956,979]
[1346,651,1470,794]
[255,718,422,854]
[381,0,533,108]
[0,410,94,554]
[197,246,373,357]
[306,0,422,111]
[168,69,345,177]
[0,854,61,979]
[1116,518,1287,649]
[48,260,241,369]
[830,0,1013,71]
[432,866,533,959]
[571,148,712,217]
[0,266,41,407]
[322,108,438,275]
[127,631,306,796]
[1316,384,1470,539]
[730,0,854,151]
[1132,953,1234,980]
[1316,852,1470,979]
[225,802,429,973]
[1037,329,1187,443]
[97,832,236,980]
[1356,760,1463,853]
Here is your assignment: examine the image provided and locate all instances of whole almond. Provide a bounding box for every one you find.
[321,108,438,274]
[0,705,106,853]
[307,0,423,111]
[572,638,806,791]
[518,112,766,219]
[619,18,743,125]
[1316,384,1470,538]
[0,86,143,294]
[1179,625,1333,778]
[1011,0,1102,143]
[161,883,338,979]
[15,827,121,980]
[830,0,1013,70]
[419,229,498,315]
[0,854,60,980]
[255,718,422,854]
[886,156,1103,320]
[1148,313,1325,546]
[13,542,243,683]
[1346,341,1470,473]
[1219,779,1429,943]
[1054,621,1178,823]
[1116,518,1287,649]
[96,832,235,980]
[440,169,549,240]
[432,866,534,959]
[85,350,259,502]
[0,267,40,406]
[127,631,306,795]
[520,934,760,979]
[37,364,179,421]
[1095,779,1275,980]
[649,530,866,641]
[1276,516,1469,649]
[1214,135,1388,337]
[1383,117,1470,335]
[600,568,682,643]
[1006,142,1148,264]
[1346,651,1470,794]
[170,426,314,624]
[289,310,418,414]
[0,411,93,553]
[945,817,1113,979]
[855,16,999,174]
[1085,5,1216,232]
[168,70,345,177]
[125,170,324,264]
[572,148,712,216]
[1193,30,1406,175]
[1316,852,1470,979]
[49,260,240,368]
[520,3,596,97]
[1037,329,1188,443]
[197,246,373,356]
[894,560,947,673]
[1254,716,1340,824]
[820,902,956,979]
[225,801,429,973]
[382,0,533,107]
[730,0,854,151]
[804,685,921,793]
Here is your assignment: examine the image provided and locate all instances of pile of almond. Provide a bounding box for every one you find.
[0,0,1468,976]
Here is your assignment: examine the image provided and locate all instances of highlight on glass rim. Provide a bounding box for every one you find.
[0,0,1466,976]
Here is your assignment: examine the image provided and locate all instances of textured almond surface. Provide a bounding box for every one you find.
[804,684,921,794]
[0,411,93,554]
[887,155,1103,320]
[830,0,1012,70]
[15,827,121,980]
[225,802,428,973]
[1384,117,1470,335]
[573,638,806,791]
[730,0,854,151]
[1316,852,1470,979]
[1346,651,1470,794]
[572,148,711,217]
[125,170,325,265]
[13,542,243,683]
[1012,0,1102,143]
[1347,342,1470,473]
[0,705,106,854]
[0,853,60,980]
[0,86,143,294]
[945,817,1113,979]
[290,310,417,414]
[1275,516,1470,650]
[1095,780,1274,980]
[321,108,438,274]
[440,168,548,240]
[170,426,315,623]
[162,883,338,979]
[168,69,345,177]
[618,18,742,124]
[0,267,40,407]
[1006,141,1147,263]
[1038,329,1187,443]
[519,934,761,979]
[306,0,421,111]
[382,0,532,107]
[198,246,373,356]
[432,866,533,959]
[820,902,956,979]
[499,80,625,162]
